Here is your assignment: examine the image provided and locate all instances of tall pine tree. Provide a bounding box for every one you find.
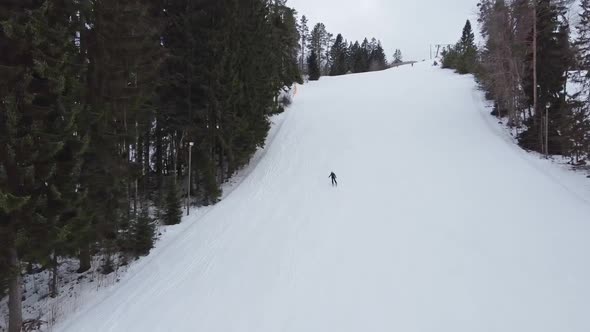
[308,50,321,80]
[519,0,573,154]
[329,34,349,76]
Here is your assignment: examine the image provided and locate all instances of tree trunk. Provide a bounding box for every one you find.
[8,246,22,332]
[49,254,58,298]
[155,119,163,180]
[533,3,541,153]
[143,127,150,193]
[78,243,91,273]
[134,120,139,216]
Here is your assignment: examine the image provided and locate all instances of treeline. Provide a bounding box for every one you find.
[0,0,301,330]
[442,0,590,163]
[297,17,390,80]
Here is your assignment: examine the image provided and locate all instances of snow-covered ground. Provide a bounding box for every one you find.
[0,112,291,332]
[23,60,590,331]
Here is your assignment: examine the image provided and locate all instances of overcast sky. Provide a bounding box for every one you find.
[288,0,481,61]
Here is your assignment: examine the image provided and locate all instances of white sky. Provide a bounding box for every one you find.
[288,0,481,61]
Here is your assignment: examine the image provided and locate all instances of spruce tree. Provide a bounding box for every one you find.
[0,0,315,326]
[441,45,460,69]
[0,0,84,326]
[572,0,590,161]
[393,49,403,64]
[575,0,590,94]
[130,203,156,256]
[309,23,328,74]
[457,20,478,74]
[441,20,478,74]
[163,179,183,226]
[79,0,164,273]
[349,41,365,73]
[369,41,388,71]
[299,15,310,72]
[329,34,349,76]
[268,1,303,110]
[324,32,335,75]
[308,50,321,80]
[360,38,371,72]
[519,0,573,154]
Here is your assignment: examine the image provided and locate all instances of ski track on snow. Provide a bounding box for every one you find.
[54,62,590,332]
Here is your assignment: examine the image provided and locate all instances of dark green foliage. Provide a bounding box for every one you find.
[349,41,366,73]
[0,0,305,324]
[329,34,349,76]
[359,38,371,71]
[457,20,478,74]
[0,270,6,298]
[129,204,156,256]
[475,0,584,160]
[577,0,590,75]
[308,50,321,80]
[305,20,388,77]
[441,45,460,69]
[369,42,388,71]
[298,15,310,73]
[519,0,574,154]
[163,179,182,226]
[392,49,403,64]
[442,20,478,74]
[309,23,328,74]
[558,101,590,163]
[567,0,590,163]
[0,0,86,324]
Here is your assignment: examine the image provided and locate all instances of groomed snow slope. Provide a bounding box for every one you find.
[57,62,590,332]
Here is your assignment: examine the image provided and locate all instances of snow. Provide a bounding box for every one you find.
[41,61,590,331]
[0,113,290,332]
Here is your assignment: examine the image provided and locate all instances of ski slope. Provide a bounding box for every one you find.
[57,62,590,332]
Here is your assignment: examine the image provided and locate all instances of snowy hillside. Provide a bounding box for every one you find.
[55,61,590,332]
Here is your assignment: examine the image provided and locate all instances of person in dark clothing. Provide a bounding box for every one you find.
[329,172,337,186]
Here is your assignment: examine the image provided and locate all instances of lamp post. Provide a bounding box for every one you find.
[545,104,549,158]
[187,142,194,216]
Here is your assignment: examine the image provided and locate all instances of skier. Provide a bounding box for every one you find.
[329,172,337,186]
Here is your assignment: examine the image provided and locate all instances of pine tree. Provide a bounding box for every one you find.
[0,0,318,327]
[360,38,371,72]
[457,20,478,74]
[441,45,460,69]
[309,23,328,75]
[393,49,403,64]
[349,41,364,73]
[78,0,164,273]
[308,50,321,80]
[163,178,183,226]
[519,0,573,154]
[576,0,590,94]
[298,15,309,73]
[572,0,590,161]
[329,34,349,76]
[324,32,335,75]
[130,203,156,256]
[0,0,86,326]
[268,0,303,111]
[369,41,388,71]
[441,20,478,74]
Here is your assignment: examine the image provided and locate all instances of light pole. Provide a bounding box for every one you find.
[187,141,194,216]
[545,104,549,158]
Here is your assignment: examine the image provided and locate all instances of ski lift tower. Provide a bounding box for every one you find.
[430,44,453,59]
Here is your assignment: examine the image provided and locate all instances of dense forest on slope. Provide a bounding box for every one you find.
[0,0,394,330]
[443,0,590,164]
